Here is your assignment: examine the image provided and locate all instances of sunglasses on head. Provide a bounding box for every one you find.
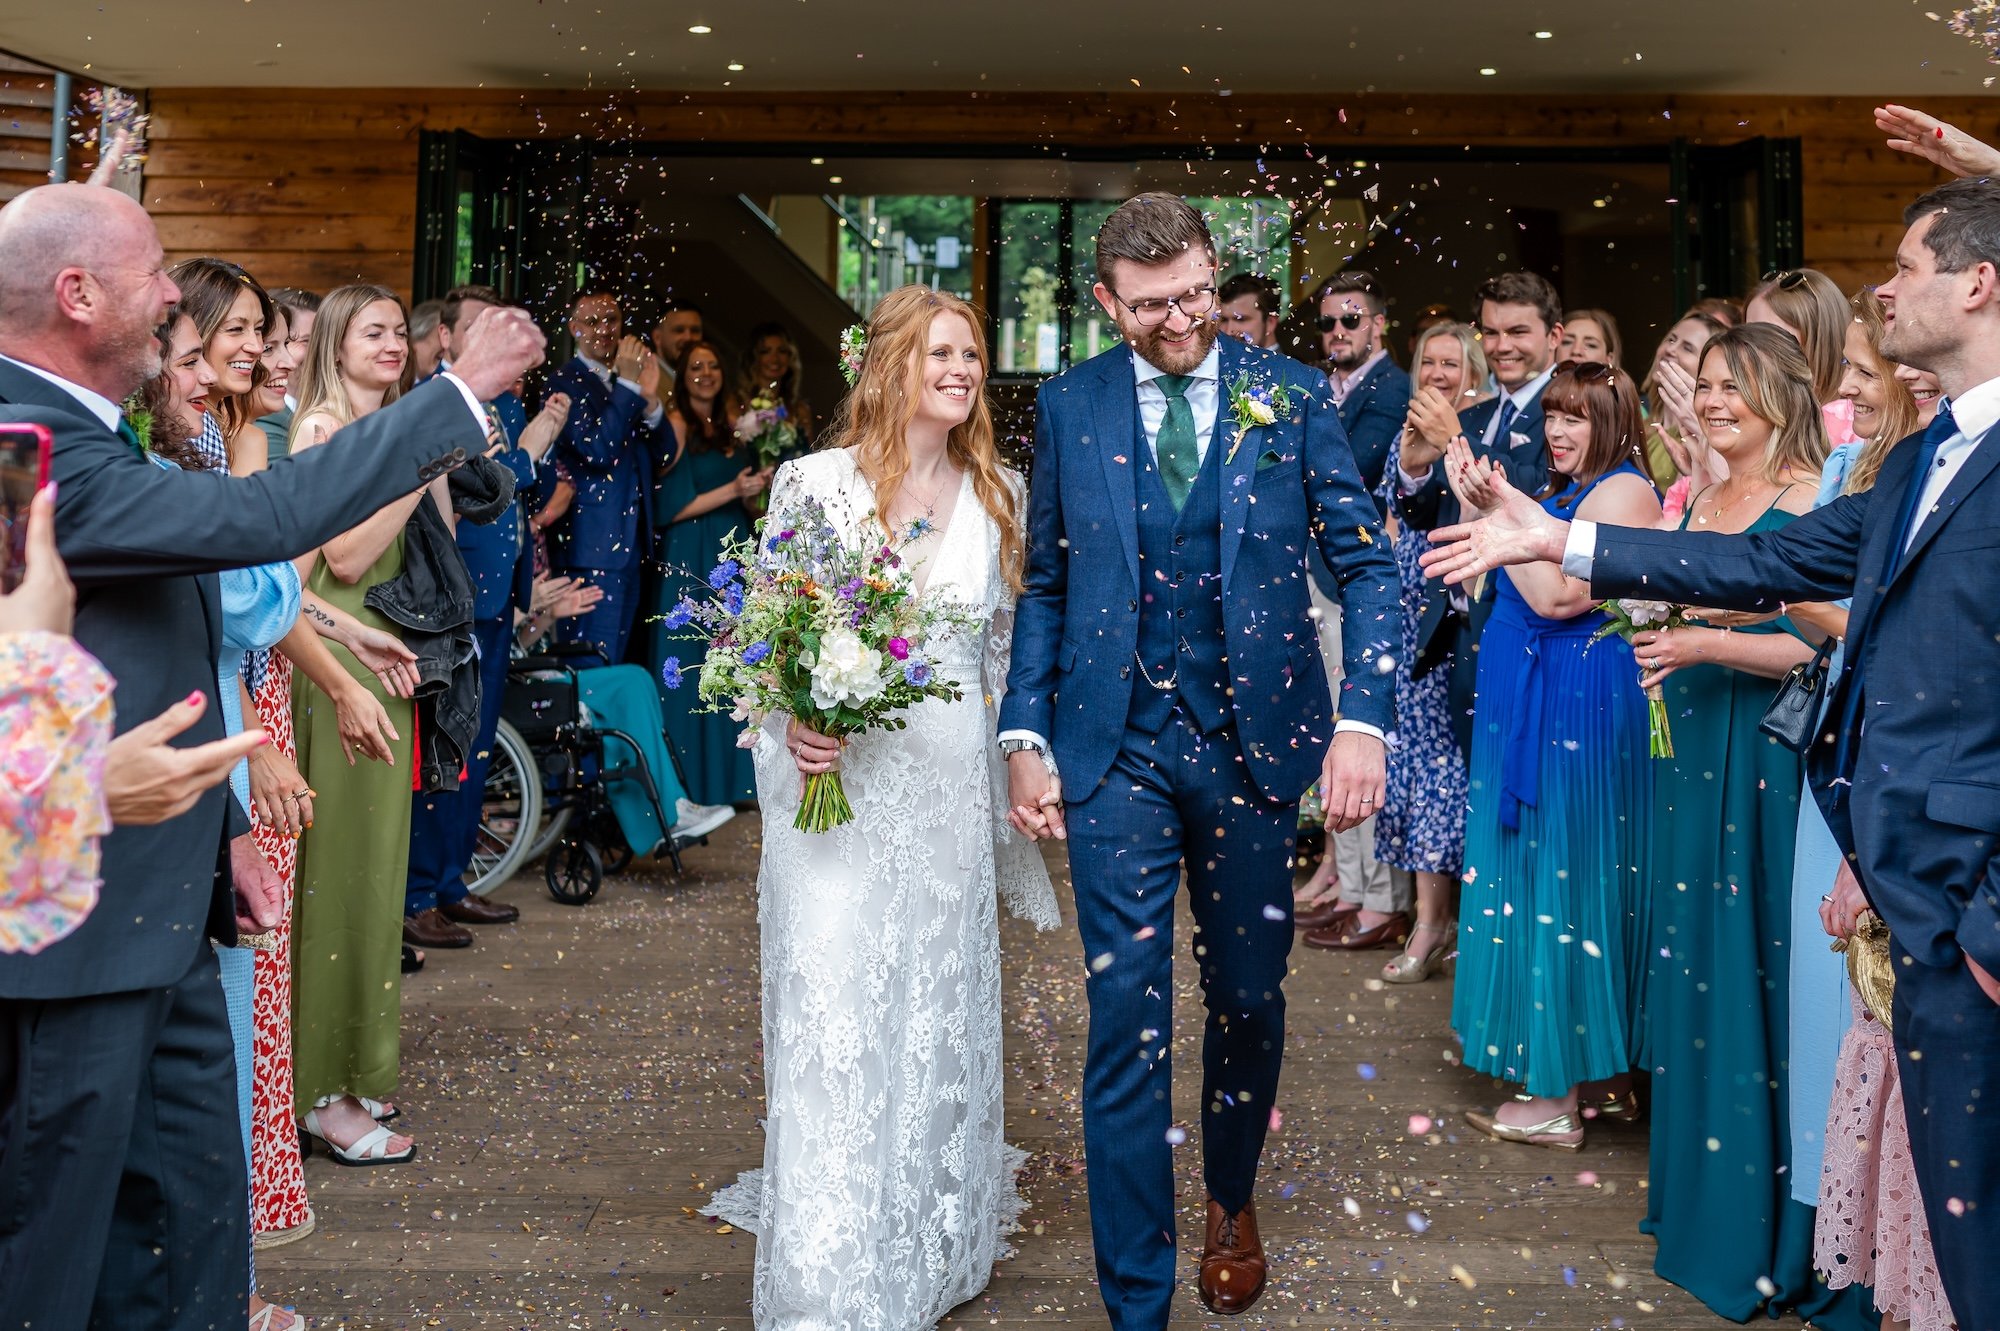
[1555,358,1619,384]
[1316,312,1369,332]
[1761,269,1810,291]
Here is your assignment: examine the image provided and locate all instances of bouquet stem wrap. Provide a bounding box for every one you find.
[1643,681,1674,759]
[1590,598,1689,761]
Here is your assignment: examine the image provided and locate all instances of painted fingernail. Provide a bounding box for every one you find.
[185,690,205,706]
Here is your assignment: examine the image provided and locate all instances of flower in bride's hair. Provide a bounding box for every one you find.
[839,323,869,385]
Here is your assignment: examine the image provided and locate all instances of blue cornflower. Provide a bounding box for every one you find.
[661,597,697,631]
[903,659,933,687]
[659,657,685,690]
[723,582,746,616]
[708,559,743,590]
[742,640,772,665]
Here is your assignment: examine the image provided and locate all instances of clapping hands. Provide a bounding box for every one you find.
[1420,455,1570,587]
[1400,388,1462,473]
[1441,437,1502,516]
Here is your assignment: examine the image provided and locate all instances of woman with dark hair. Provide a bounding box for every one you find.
[648,339,769,806]
[1443,362,1661,1151]
[739,320,817,442]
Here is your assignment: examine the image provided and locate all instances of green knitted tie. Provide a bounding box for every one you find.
[1154,373,1200,511]
[115,416,144,458]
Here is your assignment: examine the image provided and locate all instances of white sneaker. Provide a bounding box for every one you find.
[673,798,736,842]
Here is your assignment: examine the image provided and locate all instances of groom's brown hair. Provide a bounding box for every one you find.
[1095,193,1215,289]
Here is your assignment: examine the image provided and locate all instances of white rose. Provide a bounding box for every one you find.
[1246,398,1277,426]
[809,629,887,711]
[1621,599,1672,627]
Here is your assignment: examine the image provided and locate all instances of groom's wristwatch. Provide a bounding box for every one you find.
[998,738,1043,757]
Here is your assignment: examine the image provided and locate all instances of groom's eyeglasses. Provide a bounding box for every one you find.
[1316,311,1370,332]
[1110,285,1218,327]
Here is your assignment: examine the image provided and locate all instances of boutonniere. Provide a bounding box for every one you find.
[1223,371,1296,464]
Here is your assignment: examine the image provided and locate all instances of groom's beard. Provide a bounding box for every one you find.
[1127,315,1221,376]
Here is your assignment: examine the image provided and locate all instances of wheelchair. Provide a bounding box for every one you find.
[470,641,699,905]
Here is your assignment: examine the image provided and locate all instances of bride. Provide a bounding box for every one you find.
[703,285,1058,1330]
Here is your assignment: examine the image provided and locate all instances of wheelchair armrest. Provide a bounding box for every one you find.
[531,640,612,665]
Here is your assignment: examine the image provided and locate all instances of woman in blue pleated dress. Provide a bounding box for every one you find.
[1447,361,1663,1149]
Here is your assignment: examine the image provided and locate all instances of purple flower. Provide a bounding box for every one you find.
[838,576,865,600]
[886,637,911,661]
[742,640,771,665]
[707,559,742,590]
[659,657,685,690]
[903,659,933,686]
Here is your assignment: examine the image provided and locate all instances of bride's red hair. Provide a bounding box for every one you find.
[822,286,1023,592]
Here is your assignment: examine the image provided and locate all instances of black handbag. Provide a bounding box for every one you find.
[1758,636,1838,753]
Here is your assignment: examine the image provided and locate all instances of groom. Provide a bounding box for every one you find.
[1002,193,1399,1328]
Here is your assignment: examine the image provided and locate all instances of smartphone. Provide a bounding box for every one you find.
[0,422,53,594]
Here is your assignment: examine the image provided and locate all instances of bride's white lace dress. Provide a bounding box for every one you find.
[703,449,1058,1331]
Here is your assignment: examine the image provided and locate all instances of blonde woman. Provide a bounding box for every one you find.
[287,285,445,1167]
[702,287,1055,1330]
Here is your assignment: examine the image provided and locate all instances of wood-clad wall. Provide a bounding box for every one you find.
[140,89,1998,300]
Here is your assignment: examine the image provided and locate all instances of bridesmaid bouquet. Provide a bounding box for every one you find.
[1590,598,1689,758]
[657,494,977,832]
[733,394,799,470]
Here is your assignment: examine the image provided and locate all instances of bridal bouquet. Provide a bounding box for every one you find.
[1590,598,1689,758]
[734,394,799,470]
[658,494,978,831]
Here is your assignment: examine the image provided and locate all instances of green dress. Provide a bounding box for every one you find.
[1639,498,1872,1330]
[646,443,757,806]
[291,535,416,1113]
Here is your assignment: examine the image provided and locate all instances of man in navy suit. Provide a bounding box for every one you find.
[546,290,673,663]
[1001,193,1400,1328]
[1313,270,1411,494]
[1423,179,2000,1331]
[1395,271,1561,754]
[404,285,564,950]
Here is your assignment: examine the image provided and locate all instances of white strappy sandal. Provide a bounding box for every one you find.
[301,1107,416,1166]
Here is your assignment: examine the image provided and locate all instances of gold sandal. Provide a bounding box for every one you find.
[1382,923,1453,984]
[1464,1102,1585,1151]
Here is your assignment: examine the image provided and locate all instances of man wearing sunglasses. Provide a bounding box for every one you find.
[1313,271,1409,495]
[1395,270,1562,754]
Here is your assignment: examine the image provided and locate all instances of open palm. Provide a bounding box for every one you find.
[1419,465,1568,586]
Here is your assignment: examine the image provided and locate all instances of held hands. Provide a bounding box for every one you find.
[229,833,286,934]
[451,306,548,403]
[1005,749,1066,842]
[1876,104,2000,180]
[248,743,314,837]
[1320,730,1387,833]
[0,486,73,637]
[1419,455,1569,586]
[103,693,268,826]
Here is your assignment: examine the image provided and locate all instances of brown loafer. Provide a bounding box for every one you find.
[440,892,519,925]
[402,908,473,949]
[1293,899,1357,932]
[1198,1198,1268,1315]
[1306,912,1410,951]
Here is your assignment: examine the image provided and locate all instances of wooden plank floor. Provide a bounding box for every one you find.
[264,815,1745,1330]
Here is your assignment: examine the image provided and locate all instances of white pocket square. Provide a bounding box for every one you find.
[1508,431,1534,450]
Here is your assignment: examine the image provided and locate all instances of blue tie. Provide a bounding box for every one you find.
[1490,397,1519,450]
[1827,402,1958,797]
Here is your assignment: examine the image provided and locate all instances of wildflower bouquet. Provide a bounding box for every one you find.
[658,493,979,832]
[1590,598,1690,758]
[734,394,799,470]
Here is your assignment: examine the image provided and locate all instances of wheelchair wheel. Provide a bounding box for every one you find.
[546,838,603,905]
[467,720,542,896]
[525,802,575,864]
[601,841,634,876]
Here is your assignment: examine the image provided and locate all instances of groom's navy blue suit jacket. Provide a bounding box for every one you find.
[1585,426,2000,976]
[1001,336,1400,802]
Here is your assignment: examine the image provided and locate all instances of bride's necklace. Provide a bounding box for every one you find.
[901,467,956,529]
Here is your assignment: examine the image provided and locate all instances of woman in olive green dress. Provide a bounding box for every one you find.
[1628,326,1871,1331]
[287,285,451,1165]
[647,339,769,806]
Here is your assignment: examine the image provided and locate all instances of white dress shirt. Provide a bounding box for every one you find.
[1398,363,1553,495]
[1562,373,2000,580]
[578,352,667,429]
[998,341,1385,759]
[0,351,491,452]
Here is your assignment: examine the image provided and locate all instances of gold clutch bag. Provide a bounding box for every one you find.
[1831,911,1895,1020]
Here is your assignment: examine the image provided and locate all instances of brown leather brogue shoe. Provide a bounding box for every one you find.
[1306,911,1411,951]
[402,908,473,949]
[440,892,520,925]
[1198,1198,1268,1315]
[1292,899,1358,932]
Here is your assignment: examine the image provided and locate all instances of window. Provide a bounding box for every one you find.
[832,195,976,319]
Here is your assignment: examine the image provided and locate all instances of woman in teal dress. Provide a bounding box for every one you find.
[648,339,768,806]
[1448,362,1663,1149]
[1627,325,1871,1330]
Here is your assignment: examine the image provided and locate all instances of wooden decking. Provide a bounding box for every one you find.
[264,816,1742,1330]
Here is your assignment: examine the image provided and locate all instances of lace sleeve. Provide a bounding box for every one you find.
[984,485,1059,931]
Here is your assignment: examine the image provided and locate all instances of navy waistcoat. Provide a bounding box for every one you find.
[1132,412,1231,735]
